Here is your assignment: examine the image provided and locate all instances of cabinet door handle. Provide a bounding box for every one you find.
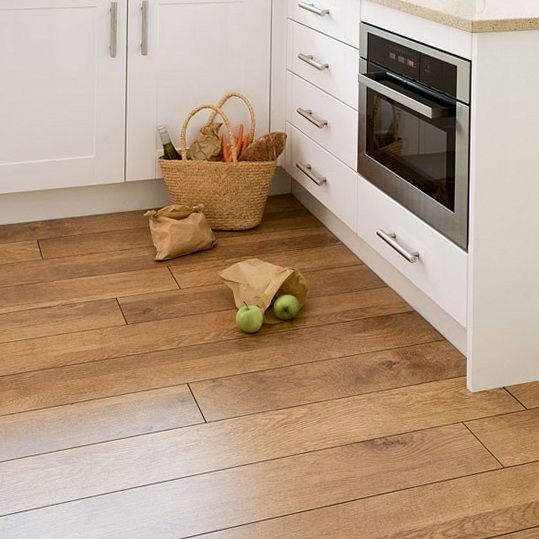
[376,230,420,263]
[297,108,328,129]
[296,162,327,186]
[298,2,330,16]
[298,53,329,71]
[141,0,149,56]
[109,2,118,58]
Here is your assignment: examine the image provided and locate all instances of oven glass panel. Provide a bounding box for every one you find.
[366,87,457,212]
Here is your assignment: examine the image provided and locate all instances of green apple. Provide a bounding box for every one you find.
[273,294,301,321]
[236,304,264,334]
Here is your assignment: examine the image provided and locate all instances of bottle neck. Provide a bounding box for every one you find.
[158,126,172,145]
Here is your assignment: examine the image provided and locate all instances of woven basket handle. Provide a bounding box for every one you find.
[179,104,238,162]
[206,92,256,144]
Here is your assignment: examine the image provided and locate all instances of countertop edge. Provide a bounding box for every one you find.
[366,0,539,33]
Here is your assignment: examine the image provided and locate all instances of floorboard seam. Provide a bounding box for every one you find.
[115,298,129,326]
[503,387,529,410]
[187,383,207,423]
[462,422,505,468]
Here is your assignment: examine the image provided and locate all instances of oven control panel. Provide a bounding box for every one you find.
[368,34,457,99]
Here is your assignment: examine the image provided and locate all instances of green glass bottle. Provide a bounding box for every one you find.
[157,125,181,160]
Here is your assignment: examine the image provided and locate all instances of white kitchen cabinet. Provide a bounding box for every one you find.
[126,0,272,182]
[288,0,361,48]
[0,0,127,193]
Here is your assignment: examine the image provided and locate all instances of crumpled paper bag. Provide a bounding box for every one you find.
[145,204,216,261]
[218,258,309,313]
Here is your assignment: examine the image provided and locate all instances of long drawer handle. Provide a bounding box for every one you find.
[297,108,328,129]
[141,0,149,56]
[109,2,118,58]
[298,53,329,71]
[376,230,419,264]
[298,2,330,16]
[296,162,327,186]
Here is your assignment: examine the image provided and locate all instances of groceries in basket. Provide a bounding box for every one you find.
[158,93,287,230]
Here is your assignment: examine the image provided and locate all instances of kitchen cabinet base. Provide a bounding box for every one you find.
[292,181,467,356]
[0,171,291,226]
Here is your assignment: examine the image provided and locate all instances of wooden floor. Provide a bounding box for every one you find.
[0,195,538,538]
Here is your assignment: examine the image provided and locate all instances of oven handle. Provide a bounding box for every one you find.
[358,72,453,119]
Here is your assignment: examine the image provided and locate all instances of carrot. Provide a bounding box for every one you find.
[236,124,245,156]
[221,134,232,162]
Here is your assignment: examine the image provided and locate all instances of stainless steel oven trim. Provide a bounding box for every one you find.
[358,57,470,250]
[360,23,471,104]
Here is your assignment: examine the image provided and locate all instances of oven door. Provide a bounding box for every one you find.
[358,59,470,250]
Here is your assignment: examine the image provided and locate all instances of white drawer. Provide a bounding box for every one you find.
[286,123,357,230]
[356,177,468,326]
[287,72,358,169]
[287,0,361,48]
[287,20,359,109]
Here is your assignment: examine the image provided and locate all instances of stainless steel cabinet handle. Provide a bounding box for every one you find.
[109,2,118,58]
[298,2,330,16]
[296,162,327,186]
[297,108,328,129]
[141,1,149,56]
[376,230,419,263]
[358,73,451,119]
[298,53,329,71]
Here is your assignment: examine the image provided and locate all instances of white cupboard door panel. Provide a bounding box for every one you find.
[287,20,359,109]
[356,176,468,327]
[287,72,358,169]
[0,0,127,193]
[286,123,357,230]
[288,0,361,48]
[127,0,271,182]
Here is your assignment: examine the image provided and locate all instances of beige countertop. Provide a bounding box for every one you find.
[367,0,539,32]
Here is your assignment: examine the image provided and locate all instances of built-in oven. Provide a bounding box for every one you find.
[358,23,471,250]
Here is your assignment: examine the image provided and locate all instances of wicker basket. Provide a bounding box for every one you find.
[159,93,277,230]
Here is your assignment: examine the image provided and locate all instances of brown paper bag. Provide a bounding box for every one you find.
[145,204,216,261]
[218,258,309,312]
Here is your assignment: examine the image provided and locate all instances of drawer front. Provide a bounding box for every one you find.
[287,20,359,109]
[287,123,357,230]
[287,72,358,169]
[287,0,360,47]
[356,177,468,326]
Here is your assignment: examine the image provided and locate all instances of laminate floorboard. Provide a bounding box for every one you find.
[0,378,521,515]
[0,195,537,537]
[0,267,178,315]
[492,529,539,538]
[198,462,539,539]
[119,265,383,324]
[0,385,203,462]
[190,340,466,421]
[38,208,320,259]
[0,240,41,264]
[466,408,539,466]
[0,425,499,538]
[0,312,441,415]
[0,227,338,288]
[0,299,126,343]
[0,288,411,376]
[171,243,360,289]
[0,211,147,245]
[507,382,539,409]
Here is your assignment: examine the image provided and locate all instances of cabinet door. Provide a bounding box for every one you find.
[0,0,127,194]
[126,0,271,181]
